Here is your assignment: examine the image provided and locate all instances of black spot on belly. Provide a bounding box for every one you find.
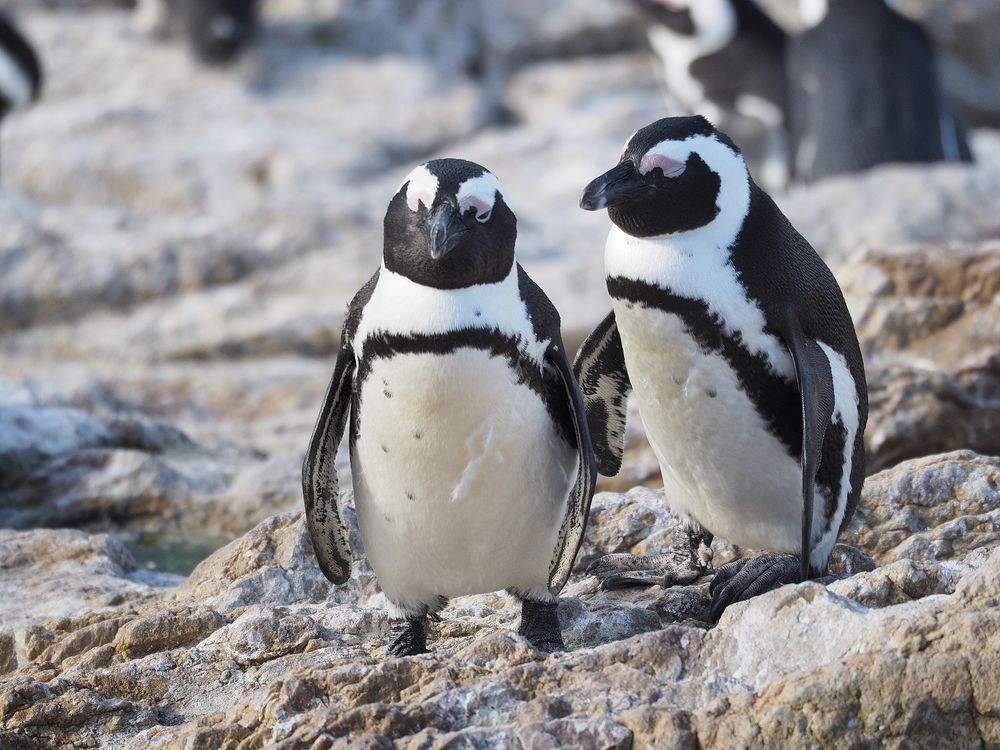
[381,444,389,453]
[406,491,415,501]
[383,514,391,522]
[705,388,717,398]
[672,375,684,385]
[474,309,483,317]
[384,390,393,398]
[414,430,423,440]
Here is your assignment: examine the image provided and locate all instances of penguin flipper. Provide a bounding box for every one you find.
[301,342,355,585]
[572,311,632,476]
[546,342,598,595]
[781,317,835,581]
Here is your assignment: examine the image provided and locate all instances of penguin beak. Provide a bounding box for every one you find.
[428,203,469,260]
[580,161,651,211]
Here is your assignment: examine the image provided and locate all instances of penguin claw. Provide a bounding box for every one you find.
[708,553,801,623]
[386,617,429,657]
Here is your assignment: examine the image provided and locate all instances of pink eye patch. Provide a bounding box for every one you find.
[639,153,688,178]
[459,194,494,222]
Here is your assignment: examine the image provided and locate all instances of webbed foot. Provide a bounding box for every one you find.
[387,616,429,657]
[518,599,565,653]
[709,552,802,622]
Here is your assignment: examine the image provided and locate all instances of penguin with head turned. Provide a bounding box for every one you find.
[788,0,972,182]
[575,116,867,620]
[630,0,789,189]
[303,159,596,656]
[0,12,42,176]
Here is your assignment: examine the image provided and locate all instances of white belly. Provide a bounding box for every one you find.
[352,348,577,612]
[614,301,816,555]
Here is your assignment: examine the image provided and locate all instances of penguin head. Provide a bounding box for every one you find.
[580,116,749,238]
[0,12,43,120]
[384,159,517,290]
[179,0,258,65]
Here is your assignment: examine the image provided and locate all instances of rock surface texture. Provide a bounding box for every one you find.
[1,2,999,747]
[1,452,999,748]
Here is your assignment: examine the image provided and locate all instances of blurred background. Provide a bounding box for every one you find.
[1,0,998,576]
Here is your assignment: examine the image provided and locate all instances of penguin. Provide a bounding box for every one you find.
[303,158,596,656]
[629,0,789,190]
[788,0,973,182]
[135,0,258,65]
[575,116,867,620]
[0,12,42,176]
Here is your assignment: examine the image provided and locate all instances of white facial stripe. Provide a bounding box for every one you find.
[0,46,33,110]
[401,164,439,213]
[456,172,505,221]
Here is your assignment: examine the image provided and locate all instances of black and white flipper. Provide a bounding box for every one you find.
[572,311,631,477]
[0,12,43,177]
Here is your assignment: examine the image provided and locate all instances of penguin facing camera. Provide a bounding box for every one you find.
[303,159,596,656]
[576,116,867,621]
[630,0,789,190]
[788,0,972,182]
[0,12,42,177]
[135,0,259,66]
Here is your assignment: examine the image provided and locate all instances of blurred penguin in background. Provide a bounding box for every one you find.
[0,12,42,177]
[630,0,790,190]
[788,0,973,182]
[135,0,260,65]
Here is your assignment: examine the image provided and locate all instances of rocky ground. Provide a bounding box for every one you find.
[2,1,1000,747]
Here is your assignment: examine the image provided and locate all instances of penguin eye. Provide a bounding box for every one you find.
[459,195,493,223]
[639,153,688,178]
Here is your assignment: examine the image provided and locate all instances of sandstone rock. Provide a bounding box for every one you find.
[0,526,176,640]
[840,242,1000,470]
[841,451,1000,564]
[4,452,997,747]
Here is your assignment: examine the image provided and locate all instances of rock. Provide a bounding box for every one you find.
[841,451,1000,564]
[4,451,998,747]
[0,526,176,645]
[0,380,273,536]
[839,242,1000,470]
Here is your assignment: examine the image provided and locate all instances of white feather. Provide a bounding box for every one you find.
[401,164,439,213]
[354,264,548,364]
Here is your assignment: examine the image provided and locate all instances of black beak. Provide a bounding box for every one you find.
[580,160,651,211]
[428,203,468,260]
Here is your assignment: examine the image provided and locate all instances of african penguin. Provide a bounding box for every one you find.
[135,0,258,65]
[630,0,789,190]
[0,12,42,176]
[575,116,867,621]
[303,158,596,656]
[788,0,972,182]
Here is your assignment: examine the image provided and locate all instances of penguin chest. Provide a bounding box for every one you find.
[613,300,803,554]
[351,347,576,606]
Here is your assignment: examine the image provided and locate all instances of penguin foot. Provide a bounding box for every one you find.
[387,617,429,657]
[709,553,801,622]
[588,526,713,591]
[518,599,565,653]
